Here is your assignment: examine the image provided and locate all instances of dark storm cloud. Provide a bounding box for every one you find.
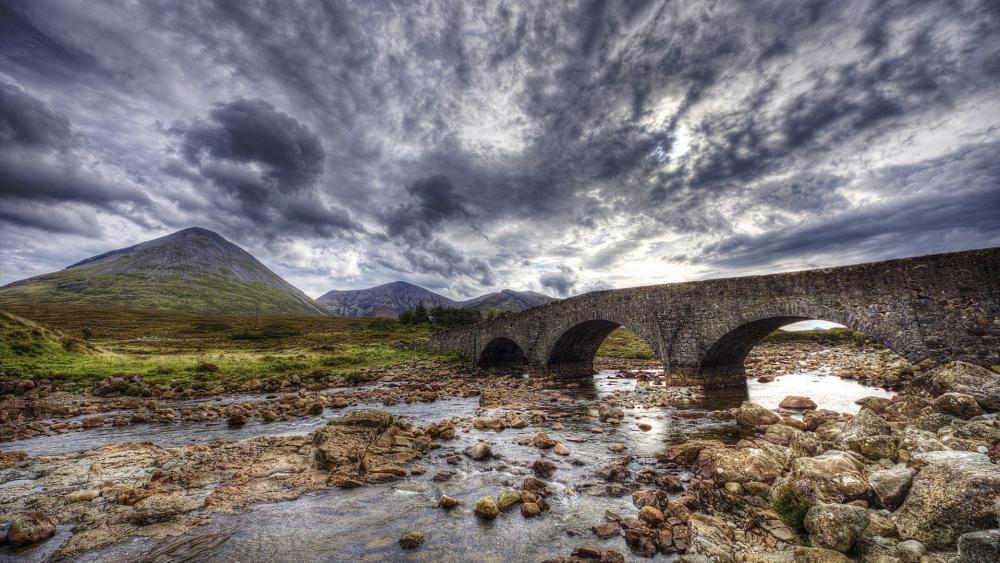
[169,98,362,238]
[1,0,998,295]
[0,79,150,235]
[176,99,325,191]
[700,141,1000,268]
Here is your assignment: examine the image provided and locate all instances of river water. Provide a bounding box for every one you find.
[1,368,893,562]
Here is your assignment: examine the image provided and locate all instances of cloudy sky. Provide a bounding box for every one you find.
[2,0,999,299]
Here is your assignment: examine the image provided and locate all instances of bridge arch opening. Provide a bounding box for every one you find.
[698,317,909,388]
[548,320,658,377]
[477,337,527,369]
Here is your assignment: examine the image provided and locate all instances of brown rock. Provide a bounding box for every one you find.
[4,511,56,547]
[780,396,818,410]
[398,530,424,549]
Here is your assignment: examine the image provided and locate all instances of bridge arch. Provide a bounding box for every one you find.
[546,316,660,377]
[696,304,921,387]
[477,336,528,369]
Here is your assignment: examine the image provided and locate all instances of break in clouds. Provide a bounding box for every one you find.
[1,0,999,298]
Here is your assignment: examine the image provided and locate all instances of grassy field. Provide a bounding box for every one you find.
[0,305,452,388]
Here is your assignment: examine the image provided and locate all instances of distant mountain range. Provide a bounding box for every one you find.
[0,227,327,315]
[316,282,556,317]
[0,228,559,318]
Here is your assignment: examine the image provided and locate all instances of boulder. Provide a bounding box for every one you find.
[868,464,916,510]
[788,451,869,502]
[926,362,1000,412]
[694,441,789,484]
[735,401,780,427]
[474,496,499,519]
[4,511,56,547]
[957,529,1000,563]
[804,503,869,553]
[520,502,541,518]
[836,409,896,461]
[934,392,985,419]
[463,441,493,460]
[398,530,425,549]
[764,423,802,446]
[780,396,818,410]
[686,515,734,561]
[893,451,1000,549]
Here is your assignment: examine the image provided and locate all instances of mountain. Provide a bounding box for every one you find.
[316,282,557,318]
[316,281,456,317]
[0,227,327,315]
[458,289,557,315]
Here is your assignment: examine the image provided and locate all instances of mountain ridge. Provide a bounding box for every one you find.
[317,283,557,318]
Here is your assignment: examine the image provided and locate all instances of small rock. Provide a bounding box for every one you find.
[532,459,557,478]
[497,490,523,511]
[65,489,100,503]
[520,502,541,518]
[638,505,666,526]
[475,496,499,519]
[438,495,460,509]
[637,423,652,431]
[572,545,605,559]
[592,521,620,539]
[553,443,570,456]
[463,441,493,460]
[532,432,557,448]
[780,396,818,410]
[432,470,455,482]
[398,530,425,549]
[895,539,926,563]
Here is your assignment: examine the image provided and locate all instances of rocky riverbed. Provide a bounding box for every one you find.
[2,343,999,562]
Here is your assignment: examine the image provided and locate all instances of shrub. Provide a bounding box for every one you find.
[368,318,395,331]
[771,479,815,532]
[230,323,300,340]
[343,371,372,385]
[194,362,219,373]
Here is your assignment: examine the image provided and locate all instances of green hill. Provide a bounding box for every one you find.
[0,228,327,316]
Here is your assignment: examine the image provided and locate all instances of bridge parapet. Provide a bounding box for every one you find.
[428,248,1000,388]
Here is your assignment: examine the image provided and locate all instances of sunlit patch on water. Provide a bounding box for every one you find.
[747,369,894,414]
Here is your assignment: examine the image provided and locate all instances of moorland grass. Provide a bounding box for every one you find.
[0,305,453,388]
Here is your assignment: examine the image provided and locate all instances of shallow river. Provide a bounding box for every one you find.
[1,368,893,562]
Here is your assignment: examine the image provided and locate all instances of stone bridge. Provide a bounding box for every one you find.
[428,248,1000,387]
